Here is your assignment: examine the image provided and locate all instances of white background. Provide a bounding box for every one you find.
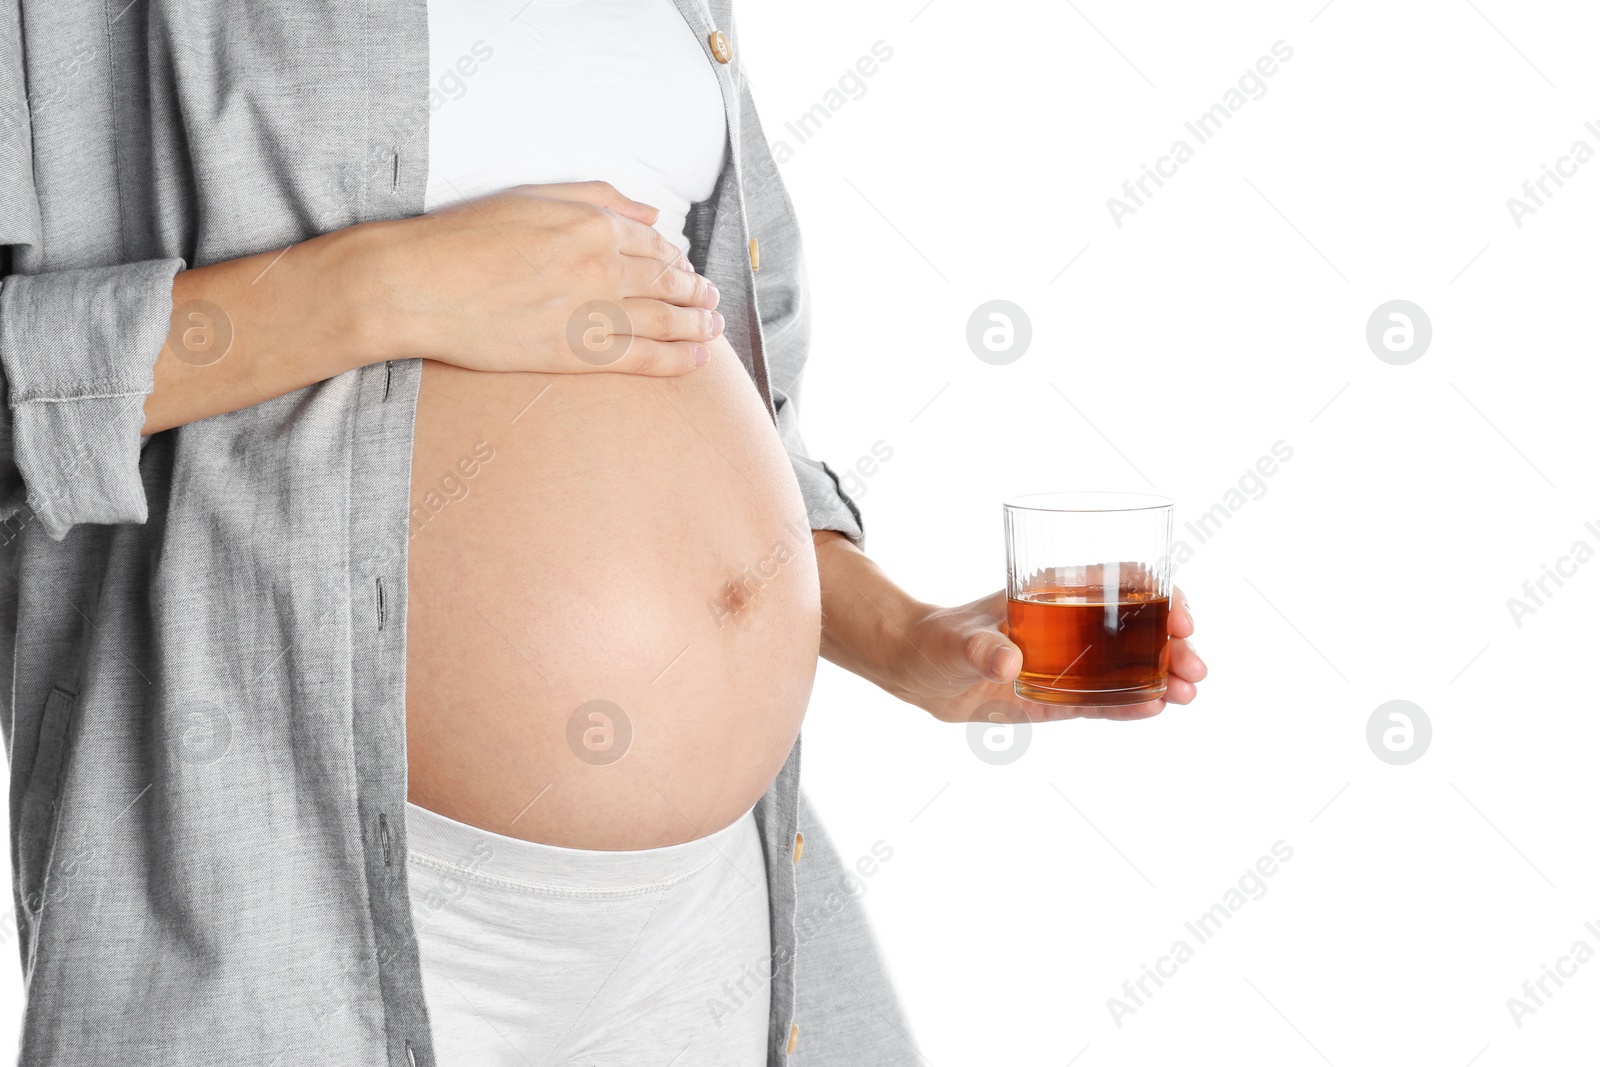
[4,2,1598,1065]
[745,0,1600,1064]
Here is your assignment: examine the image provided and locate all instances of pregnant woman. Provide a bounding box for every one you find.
[0,2,1204,1065]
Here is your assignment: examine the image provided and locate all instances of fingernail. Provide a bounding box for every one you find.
[693,345,709,368]
[988,648,1008,679]
[709,311,724,337]
[705,283,720,310]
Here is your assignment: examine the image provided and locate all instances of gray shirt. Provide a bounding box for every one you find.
[0,2,909,1064]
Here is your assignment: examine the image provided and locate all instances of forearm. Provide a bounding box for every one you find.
[812,529,928,696]
[142,222,393,435]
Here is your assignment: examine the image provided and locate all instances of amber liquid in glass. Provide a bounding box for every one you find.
[1007,590,1169,706]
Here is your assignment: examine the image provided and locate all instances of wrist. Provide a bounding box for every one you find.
[865,592,937,702]
[868,586,934,670]
[310,217,417,370]
[813,531,932,691]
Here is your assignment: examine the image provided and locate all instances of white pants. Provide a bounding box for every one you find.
[405,802,771,1066]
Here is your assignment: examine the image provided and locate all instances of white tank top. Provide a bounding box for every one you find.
[423,0,729,253]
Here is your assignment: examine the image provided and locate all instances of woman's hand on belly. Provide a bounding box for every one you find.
[365,180,724,376]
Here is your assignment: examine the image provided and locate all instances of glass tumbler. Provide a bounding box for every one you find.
[1004,492,1174,707]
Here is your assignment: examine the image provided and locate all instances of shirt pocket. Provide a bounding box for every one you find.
[15,686,78,923]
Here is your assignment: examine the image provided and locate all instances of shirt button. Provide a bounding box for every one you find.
[787,1022,799,1054]
[709,30,732,64]
[791,831,804,864]
[748,236,760,273]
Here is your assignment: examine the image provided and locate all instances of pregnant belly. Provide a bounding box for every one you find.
[403,335,821,850]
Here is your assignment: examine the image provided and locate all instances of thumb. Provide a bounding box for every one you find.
[964,629,1023,683]
[541,180,660,226]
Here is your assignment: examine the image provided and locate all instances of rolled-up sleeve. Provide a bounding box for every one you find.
[0,6,183,541]
[736,78,866,549]
[0,260,185,540]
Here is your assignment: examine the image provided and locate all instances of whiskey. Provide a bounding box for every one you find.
[1003,493,1174,705]
[1007,589,1169,706]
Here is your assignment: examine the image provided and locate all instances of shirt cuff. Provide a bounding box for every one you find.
[0,258,185,540]
[789,453,865,549]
